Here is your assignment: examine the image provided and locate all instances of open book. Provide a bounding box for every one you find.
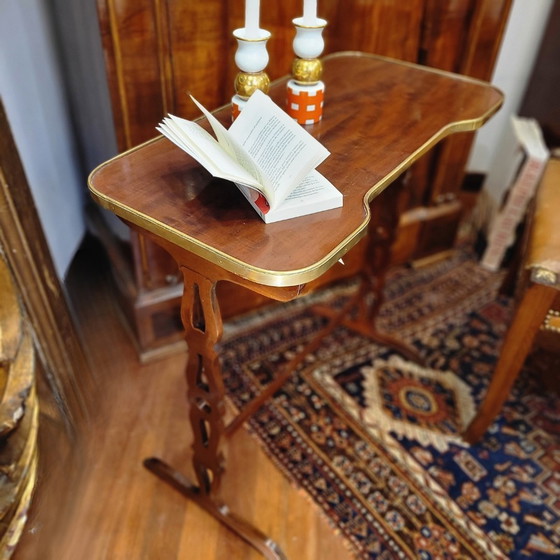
[157,90,343,223]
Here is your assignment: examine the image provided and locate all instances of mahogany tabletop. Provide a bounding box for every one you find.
[88,51,502,287]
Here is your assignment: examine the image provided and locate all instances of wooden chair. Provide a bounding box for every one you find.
[464,158,560,443]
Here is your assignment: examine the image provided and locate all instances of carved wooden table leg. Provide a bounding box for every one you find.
[226,182,422,436]
[314,181,424,364]
[144,263,287,560]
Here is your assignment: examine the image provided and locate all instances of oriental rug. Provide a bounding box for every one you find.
[221,249,560,559]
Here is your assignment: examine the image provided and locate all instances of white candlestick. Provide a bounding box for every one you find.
[245,0,260,36]
[302,0,317,25]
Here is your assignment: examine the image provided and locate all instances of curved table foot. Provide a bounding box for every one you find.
[144,457,288,560]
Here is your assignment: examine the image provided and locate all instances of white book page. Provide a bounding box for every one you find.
[512,117,549,160]
[157,120,219,173]
[229,90,330,208]
[284,170,338,201]
[189,95,235,157]
[158,115,265,194]
[189,95,269,196]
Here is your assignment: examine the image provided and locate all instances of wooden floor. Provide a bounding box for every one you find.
[13,238,354,560]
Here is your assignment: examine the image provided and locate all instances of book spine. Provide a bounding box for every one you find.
[481,155,548,271]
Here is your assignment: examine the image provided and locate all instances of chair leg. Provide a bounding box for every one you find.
[464,282,557,444]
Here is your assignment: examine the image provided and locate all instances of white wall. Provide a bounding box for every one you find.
[0,0,86,278]
[0,0,118,279]
[467,0,553,204]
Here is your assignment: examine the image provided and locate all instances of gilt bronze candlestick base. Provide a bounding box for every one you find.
[232,28,271,120]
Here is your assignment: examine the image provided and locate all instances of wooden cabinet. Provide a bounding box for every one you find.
[94,0,512,359]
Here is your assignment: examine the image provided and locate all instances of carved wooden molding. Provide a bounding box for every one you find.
[0,100,94,433]
[0,254,38,557]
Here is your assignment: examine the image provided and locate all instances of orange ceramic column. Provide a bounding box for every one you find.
[286,15,327,125]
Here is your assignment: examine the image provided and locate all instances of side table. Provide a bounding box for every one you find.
[89,52,503,559]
